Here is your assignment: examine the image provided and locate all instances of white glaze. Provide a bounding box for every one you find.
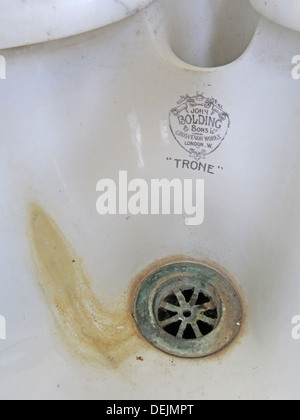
[0,0,300,400]
[0,0,154,49]
[250,0,300,31]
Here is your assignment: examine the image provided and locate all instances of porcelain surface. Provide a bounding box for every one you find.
[0,0,300,400]
[0,0,154,49]
[250,0,300,31]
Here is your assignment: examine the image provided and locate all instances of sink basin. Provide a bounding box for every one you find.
[0,0,300,400]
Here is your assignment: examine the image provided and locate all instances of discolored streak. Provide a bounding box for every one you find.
[29,205,141,368]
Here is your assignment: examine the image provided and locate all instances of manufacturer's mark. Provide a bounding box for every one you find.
[169,92,230,161]
[166,157,224,175]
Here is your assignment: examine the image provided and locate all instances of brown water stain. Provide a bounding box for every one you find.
[29,204,146,369]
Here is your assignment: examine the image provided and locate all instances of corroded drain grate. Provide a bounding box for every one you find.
[157,282,219,339]
[133,262,242,358]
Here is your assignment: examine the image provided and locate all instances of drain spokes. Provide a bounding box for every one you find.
[158,286,218,340]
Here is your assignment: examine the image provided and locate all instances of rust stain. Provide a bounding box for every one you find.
[136,356,144,362]
[29,204,146,369]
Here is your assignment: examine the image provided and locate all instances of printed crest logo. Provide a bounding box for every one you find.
[169,92,230,160]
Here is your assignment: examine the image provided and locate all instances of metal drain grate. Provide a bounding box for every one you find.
[133,262,242,358]
[157,285,218,339]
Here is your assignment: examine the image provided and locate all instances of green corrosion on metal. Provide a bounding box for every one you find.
[133,262,242,359]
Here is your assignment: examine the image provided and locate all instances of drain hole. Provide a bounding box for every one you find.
[183,324,196,339]
[164,320,182,336]
[182,289,194,303]
[197,320,213,336]
[158,285,219,339]
[158,308,177,322]
[204,309,218,319]
[196,292,211,305]
[164,293,180,307]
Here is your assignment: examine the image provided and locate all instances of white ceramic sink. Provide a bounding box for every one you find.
[0,0,300,400]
